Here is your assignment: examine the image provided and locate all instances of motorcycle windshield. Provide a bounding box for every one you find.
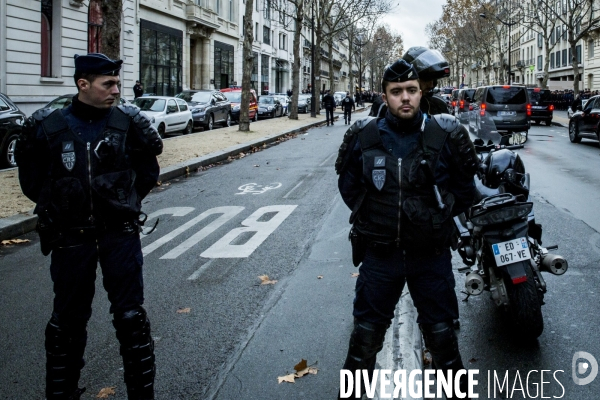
[465,97,527,146]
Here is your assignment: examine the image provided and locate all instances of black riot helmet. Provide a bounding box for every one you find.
[402,47,450,82]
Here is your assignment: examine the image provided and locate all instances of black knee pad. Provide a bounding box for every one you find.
[420,321,463,369]
[348,320,388,362]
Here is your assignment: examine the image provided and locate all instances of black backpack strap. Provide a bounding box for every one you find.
[106,107,131,133]
[356,117,382,151]
[40,109,70,138]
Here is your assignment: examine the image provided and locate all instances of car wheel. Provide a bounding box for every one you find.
[271,110,276,118]
[1,133,19,168]
[182,120,192,135]
[207,114,214,130]
[253,111,258,122]
[224,113,231,127]
[569,120,581,143]
[157,123,166,139]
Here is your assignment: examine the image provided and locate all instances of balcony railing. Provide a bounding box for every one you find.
[333,59,342,68]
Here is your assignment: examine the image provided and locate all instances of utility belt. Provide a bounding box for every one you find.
[349,227,443,267]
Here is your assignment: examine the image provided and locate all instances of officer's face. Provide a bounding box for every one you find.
[383,80,421,119]
[78,76,121,109]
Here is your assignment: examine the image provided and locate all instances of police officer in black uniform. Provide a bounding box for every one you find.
[335,59,479,399]
[342,92,356,125]
[403,46,451,116]
[322,89,336,126]
[15,53,163,400]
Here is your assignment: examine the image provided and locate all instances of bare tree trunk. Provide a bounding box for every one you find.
[570,38,581,96]
[239,0,254,131]
[288,1,304,120]
[101,0,122,60]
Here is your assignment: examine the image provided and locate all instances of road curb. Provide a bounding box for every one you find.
[0,113,356,242]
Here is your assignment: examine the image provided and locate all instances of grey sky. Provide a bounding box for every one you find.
[382,0,446,53]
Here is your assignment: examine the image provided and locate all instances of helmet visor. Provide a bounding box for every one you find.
[411,50,450,79]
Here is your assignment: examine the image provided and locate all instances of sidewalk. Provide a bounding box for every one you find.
[551,110,569,128]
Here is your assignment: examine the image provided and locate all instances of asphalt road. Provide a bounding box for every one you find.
[1,115,600,399]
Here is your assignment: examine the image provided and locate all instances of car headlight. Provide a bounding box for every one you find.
[193,108,205,113]
[267,106,273,111]
[233,105,240,111]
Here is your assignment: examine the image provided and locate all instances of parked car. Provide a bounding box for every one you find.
[333,91,346,106]
[468,85,530,141]
[568,98,589,119]
[569,94,600,144]
[527,88,554,126]
[0,93,26,169]
[439,93,452,113]
[43,94,130,109]
[273,95,291,116]
[297,94,311,114]
[257,96,284,118]
[220,88,259,122]
[132,96,193,137]
[454,89,476,122]
[450,89,460,115]
[176,90,231,130]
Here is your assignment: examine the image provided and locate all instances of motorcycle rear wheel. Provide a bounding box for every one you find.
[503,264,544,340]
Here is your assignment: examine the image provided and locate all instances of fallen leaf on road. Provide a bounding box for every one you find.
[278,359,319,383]
[1,239,31,246]
[96,386,116,398]
[258,275,277,285]
[317,275,323,279]
[351,273,359,278]
[278,373,296,384]
[176,307,191,313]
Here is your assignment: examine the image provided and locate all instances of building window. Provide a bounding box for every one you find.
[255,23,259,41]
[556,51,561,67]
[140,20,183,96]
[563,25,567,41]
[589,40,594,59]
[229,0,234,21]
[550,29,554,45]
[537,55,542,71]
[261,54,269,94]
[279,33,287,50]
[263,26,271,45]
[214,41,234,89]
[562,49,567,66]
[251,52,259,89]
[263,0,271,19]
[88,0,103,53]
[577,44,582,63]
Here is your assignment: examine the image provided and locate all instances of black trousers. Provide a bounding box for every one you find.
[50,229,145,326]
[344,109,353,124]
[325,107,334,124]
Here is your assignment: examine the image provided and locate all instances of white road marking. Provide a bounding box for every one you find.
[283,173,312,198]
[142,206,244,256]
[319,152,337,167]
[187,259,215,281]
[201,205,297,258]
[160,207,245,259]
[236,182,282,195]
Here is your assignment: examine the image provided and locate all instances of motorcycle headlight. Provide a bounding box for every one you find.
[470,203,533,227]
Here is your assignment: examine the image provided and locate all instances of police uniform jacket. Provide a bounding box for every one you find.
[18,95,162,230]
[338,110,475,251]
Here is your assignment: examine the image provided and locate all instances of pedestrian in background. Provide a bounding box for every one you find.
[15,53,163,400]
[322,89,336,126]
[341,92,355,125]
[133,80,144,98]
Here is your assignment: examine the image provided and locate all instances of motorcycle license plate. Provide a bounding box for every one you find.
[492,238,531,266]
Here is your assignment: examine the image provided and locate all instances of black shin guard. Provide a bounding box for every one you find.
[45,316,87,400]
[113,307,155,400]
[339,320,388,399]
[421,321,469,400]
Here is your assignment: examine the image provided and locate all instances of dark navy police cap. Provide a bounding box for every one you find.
[382,59,419,83]
[74,53,123,76]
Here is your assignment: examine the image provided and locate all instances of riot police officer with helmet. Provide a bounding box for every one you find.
[335,59,479,399]
[403,46,452,116]
[16,53,163,400]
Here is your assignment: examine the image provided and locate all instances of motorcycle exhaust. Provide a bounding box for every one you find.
[540,254,568,275]
[465,272,485,295]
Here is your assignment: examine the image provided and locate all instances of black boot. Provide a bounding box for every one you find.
[421,321,470,400]
[113,307,155,400]
[45,316,87,400]
[338,320,388,399]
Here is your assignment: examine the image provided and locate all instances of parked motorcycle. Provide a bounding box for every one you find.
[454,127,568,340]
